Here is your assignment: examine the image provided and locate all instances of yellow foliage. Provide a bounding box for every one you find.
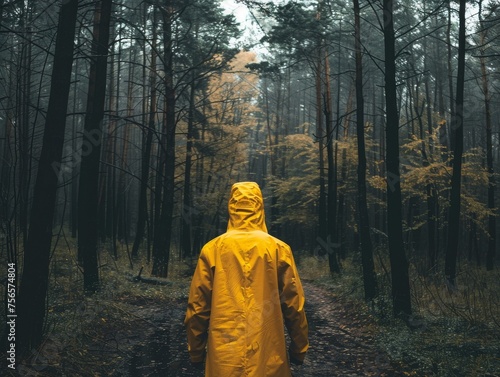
[397,127,494,233]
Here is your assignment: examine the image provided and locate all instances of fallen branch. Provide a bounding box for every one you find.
[127,267,174,286]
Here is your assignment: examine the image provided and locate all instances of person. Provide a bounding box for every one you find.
[184,181,309,376]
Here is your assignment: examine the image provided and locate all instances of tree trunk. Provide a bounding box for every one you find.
[152,2,176,277]
[315,47,327,242]
[117,38,132,248]
[105,26,118,257]
[324,49,340,274]
[132,10,157,259]
[181,77,196,259]
[78,0,113,293]
[354,0,377,300]
[17,1,33,248]
[423,25,437,269]
[131,106,154,259]
[446,0,455,151]
[383,0,412,317]
[444,0,466,287]
[71,43,81,240]
[337,85,354,260]
[478,2,496,271]
[17,0,78,352]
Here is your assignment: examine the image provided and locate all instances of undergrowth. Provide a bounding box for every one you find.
[297,251,500,377]
[0,240,192,376]
[2,241,498,376]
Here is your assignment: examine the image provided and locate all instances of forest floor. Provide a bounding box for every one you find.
[9,278,415,377]
[116,280,415,377]
[4,254,499,377]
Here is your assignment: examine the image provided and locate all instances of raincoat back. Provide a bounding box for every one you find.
[185,182,308,377]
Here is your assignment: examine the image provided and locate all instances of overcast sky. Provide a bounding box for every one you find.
[221,0,267,54]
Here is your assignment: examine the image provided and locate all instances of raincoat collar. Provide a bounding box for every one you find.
[227,182,268,232]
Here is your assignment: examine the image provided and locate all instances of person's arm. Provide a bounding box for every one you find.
[184,248,213,363]
[278,245,309,364]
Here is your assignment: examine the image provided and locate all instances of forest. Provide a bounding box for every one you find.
[0,0,499,375]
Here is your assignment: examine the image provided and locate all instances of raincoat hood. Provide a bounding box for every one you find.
[227,181,268,232]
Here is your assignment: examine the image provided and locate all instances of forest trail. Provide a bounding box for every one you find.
[121,281,411,377]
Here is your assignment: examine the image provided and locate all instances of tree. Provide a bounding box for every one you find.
[132,5,158,260]
[262,0,338,254]
[17,0,79,351]
[444,0,466,287]
[78,0,113,292]
[151,1,176,277]
[382,0,412,317]
[422,0,438,268]
[353,0,377,301]
[178,0,240,258]
[478,0,496,271]
[324,48,341,274]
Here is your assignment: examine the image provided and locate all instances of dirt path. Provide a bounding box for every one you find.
[297,282,407,377]
[120,281,410,377]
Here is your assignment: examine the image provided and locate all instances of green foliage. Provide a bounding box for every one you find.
[261,0,334,62]
[177,0,241,70]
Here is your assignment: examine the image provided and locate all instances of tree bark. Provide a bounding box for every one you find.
[383,0,412,317]
[132,10,157,259]
[152,2,176,277]
[337,85,354,259]
[78,0,113,293]
[423,21,437,268]
[354,0,377,300]
[181,77,196,259]
[324,49,340,274]
[446,0,455,151]
[444,0,466,287]
[315,47,327,242]
[478,1,496,271]
[17,0,78,352]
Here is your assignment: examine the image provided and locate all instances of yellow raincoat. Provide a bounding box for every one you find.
[185,182,309,376]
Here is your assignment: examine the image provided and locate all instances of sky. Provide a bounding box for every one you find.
[220,0,266,54]
[221,0,250,24]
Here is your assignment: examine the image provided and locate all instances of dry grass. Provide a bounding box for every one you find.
[0,241,191,376]
[1,244,498,376]
[296,252,500,377]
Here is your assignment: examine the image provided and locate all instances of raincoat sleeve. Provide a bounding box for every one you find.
[278,245,309,363]
[184,246,214,363]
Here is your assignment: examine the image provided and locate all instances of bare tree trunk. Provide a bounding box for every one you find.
[354,0,377,300]
[337,85,354,260]
[315,47,327,242]
[17,0,78,352]
[446,0,455,151]
[445,0,466,287]
[478,1,496,271]
[323,49,340,274]
[117,39,133,248]
[423,19,437,268]
[17,1,33,247]
[383,0,412,317]
[132,11,157,259]
[181,77,196,259]
[152,2,176,277]
[71,40,81,240]
[105,26,118,257]
[78,0,113,293]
